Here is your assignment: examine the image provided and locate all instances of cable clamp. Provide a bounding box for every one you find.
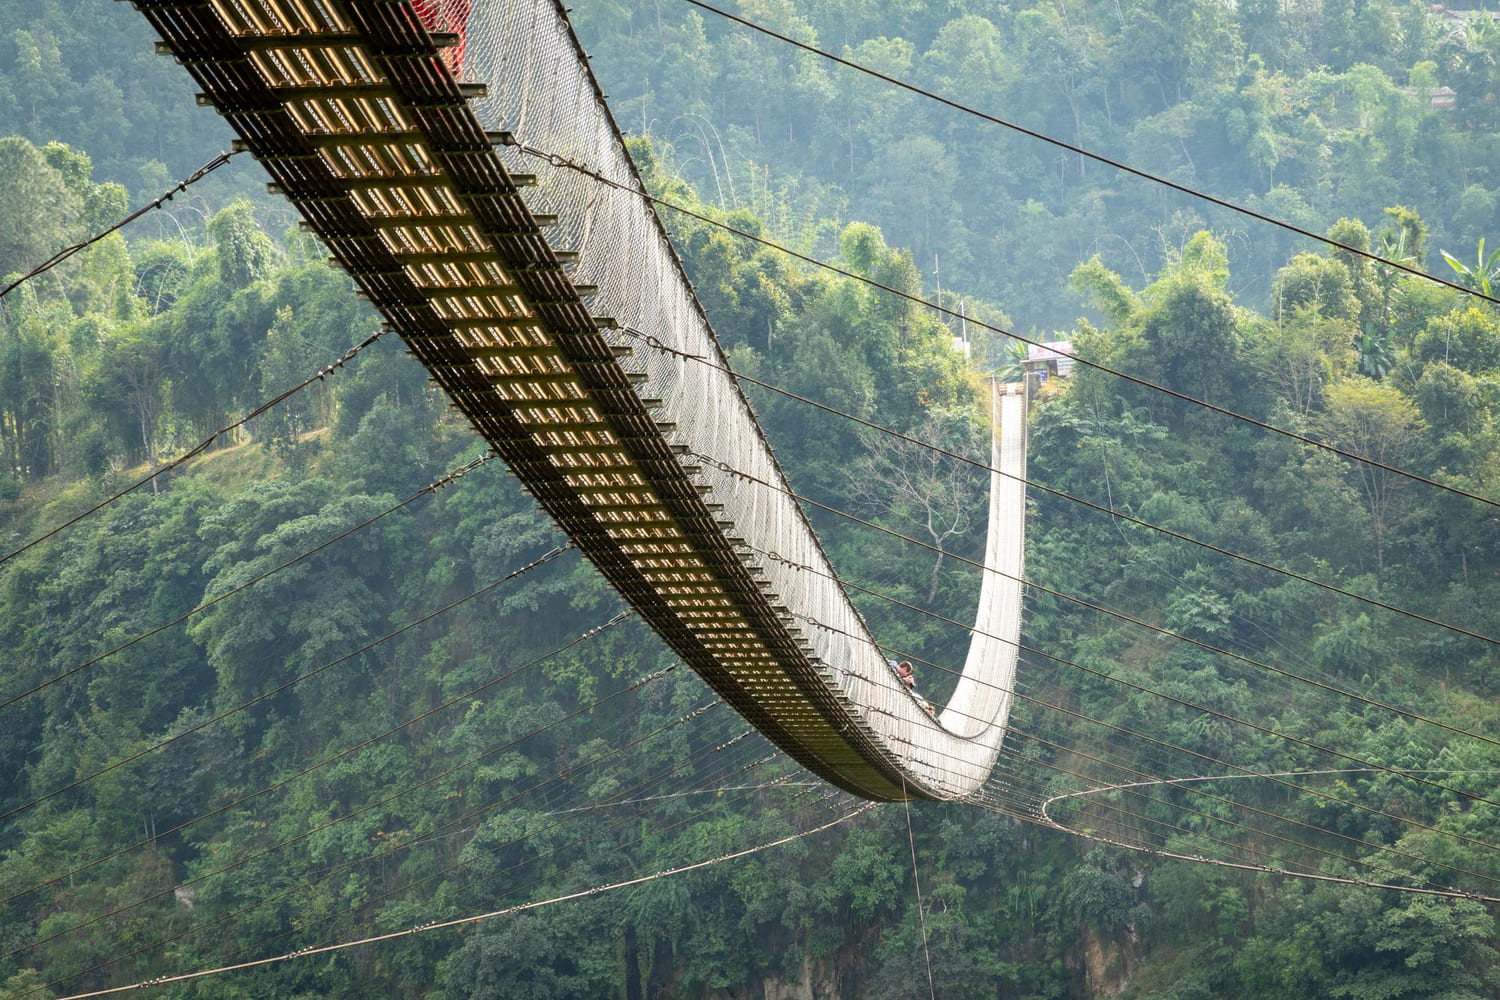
[639,665,673,685]
[714,729,751,752]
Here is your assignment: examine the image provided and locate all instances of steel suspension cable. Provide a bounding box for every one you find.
[604,323,1500,649]
[511,141,1499,512]
[671,0,1500,309]
[0,448,491,712]
[0,328,388,570]
[688,445,1500,760]
[0,150,241,303]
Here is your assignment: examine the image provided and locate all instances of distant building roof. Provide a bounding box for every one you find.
[1026,341,1075,362]
[1025,341,1077,377]
[1430,5,1500,27]
[1403,84,1458,109]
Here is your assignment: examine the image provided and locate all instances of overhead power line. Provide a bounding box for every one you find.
[607,323,1500,649]
[512,141,1499,514]
[0,328,387,570]
[674,0,1500,308]
[0,150,241,303]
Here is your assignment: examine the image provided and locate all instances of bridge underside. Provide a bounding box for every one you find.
[136,0,1024,801]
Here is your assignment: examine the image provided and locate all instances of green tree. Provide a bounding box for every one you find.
[1439,238,1500,298]
[1415,305,1500,373]
[257,305,323,461]
[1137,266,1248,415]
[84,324,170,479]
[0,136,79,288]
[206,199,274,290]
[1255,311,1354,416]
[1320,378,1425,580]
[1272,252,1360,322]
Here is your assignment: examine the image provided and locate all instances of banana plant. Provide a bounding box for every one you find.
[991,338,1029,381]
[1358,322,1395,380]
[1440,237,1500,297]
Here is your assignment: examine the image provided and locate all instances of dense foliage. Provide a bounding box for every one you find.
[4,0,1500,997]
[572,0,1500,329]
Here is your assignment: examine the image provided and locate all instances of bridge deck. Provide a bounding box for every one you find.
[135,0,1023,801]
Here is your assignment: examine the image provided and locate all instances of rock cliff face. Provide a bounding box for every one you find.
[704,948,860,1000]
[1081,926,1139,997]
[761,957,839,1000]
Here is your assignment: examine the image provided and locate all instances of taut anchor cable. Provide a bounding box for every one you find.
[0,328,387,569]
[512,140,1500,512]
[0,446,488,712]
[673,0,1500,308]
[0,150,241,303]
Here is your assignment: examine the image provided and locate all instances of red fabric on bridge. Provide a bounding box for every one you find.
[411,0,473,74]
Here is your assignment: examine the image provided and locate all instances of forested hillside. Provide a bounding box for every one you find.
[572,0,1500,328]
[4,0,1500,998]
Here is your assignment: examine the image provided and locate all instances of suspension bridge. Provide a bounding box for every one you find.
[5,4,1500,996]
[132,0,1029,802]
